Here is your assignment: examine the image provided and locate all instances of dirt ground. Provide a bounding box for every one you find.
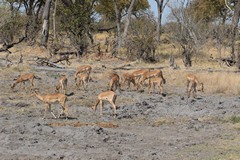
[0,48,240,160]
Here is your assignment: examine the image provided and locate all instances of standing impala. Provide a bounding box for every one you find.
[33,90,69,119]
[75,73,90,90]
[92,91,117,116]
[55,74,68,94]
[148,77,165,94]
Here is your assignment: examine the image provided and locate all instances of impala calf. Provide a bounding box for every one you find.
[11,73,40,90]
[55,75,68,94]
[33,90,69,119]
[92,91,117,116]
[140,69,165,87]
[76,73,90,90]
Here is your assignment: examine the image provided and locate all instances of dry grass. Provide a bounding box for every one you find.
[162,69,240,95]
[198,72,240,95]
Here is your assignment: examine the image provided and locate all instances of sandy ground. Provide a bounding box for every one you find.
[0,54,240,160]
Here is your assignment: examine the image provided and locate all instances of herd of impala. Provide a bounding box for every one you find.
[10,64,204,119]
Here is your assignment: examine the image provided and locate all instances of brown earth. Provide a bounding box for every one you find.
[0,45,240,160]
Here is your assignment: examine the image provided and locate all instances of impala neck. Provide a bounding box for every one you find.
[34,92,44,101]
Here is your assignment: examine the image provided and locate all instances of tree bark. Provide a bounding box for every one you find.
[113,0,121,56]
[122,0,135,45]
[41,0,52,47]
[53,0,58,41]
[155,0,163,44]
[230,0,240,61]
[155,0,169,44]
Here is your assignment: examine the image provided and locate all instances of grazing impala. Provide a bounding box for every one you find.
[131,69,149,84]
[148,77,165,94]
[186,74,204,94]
[139,69,165,87]
[33,90,69,119]
[75,73,90,90]
[121,72,138,90]
[11,73,40,90]
[55,75,68,94]
[109,73,121,92]
[74,65,92,82]
[187,80,197,98]
[92,91,117,116]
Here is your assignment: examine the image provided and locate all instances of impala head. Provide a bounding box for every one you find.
[92,105,96,111]
[55,85,60,93]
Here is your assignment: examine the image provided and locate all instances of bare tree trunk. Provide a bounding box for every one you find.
[155,0,163,44]
[41,0,52,47]
[230,0,240,61]
[53,0,58,41]
[182,46,192,67]
[122,0,135,45]
[238,42,240,70]
[113,0,121,56]
[155,0,169,44]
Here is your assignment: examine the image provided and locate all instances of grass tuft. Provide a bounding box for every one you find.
[229,115,240,124]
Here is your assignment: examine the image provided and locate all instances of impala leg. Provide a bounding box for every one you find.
[43,104,50,119]
[186,80,190,93]
[100,100,103,116]
[64,105,69,119]
[48,104,57,119]
[109,101,117,116]
[160,82,164,95]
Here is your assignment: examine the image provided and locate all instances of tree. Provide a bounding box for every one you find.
[189,0,229,24]
[229,0,240,62]
[155,0,169,44]
[41,0,52,47]
[57,0,97,57]
[125,12,157,61]
[22,0,44,44]
[96,0,149,55]
[122,0,136,45]
[168,0,209,67]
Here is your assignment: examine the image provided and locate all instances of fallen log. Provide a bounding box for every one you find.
[35,57,65,69]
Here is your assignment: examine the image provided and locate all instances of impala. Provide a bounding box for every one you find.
[74,65,92,82]
[11,73,40,89]
[139,69,165,87]
[55,74,68,94]
[109,73,121,92]
[75,73,90,90]
[148,77,165,94]
[33,90,69,119]
[121,72,138,90]
[131,69,149,84]
[186,74,204,93]
[187,80,197,98]
[92,91,117,116]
